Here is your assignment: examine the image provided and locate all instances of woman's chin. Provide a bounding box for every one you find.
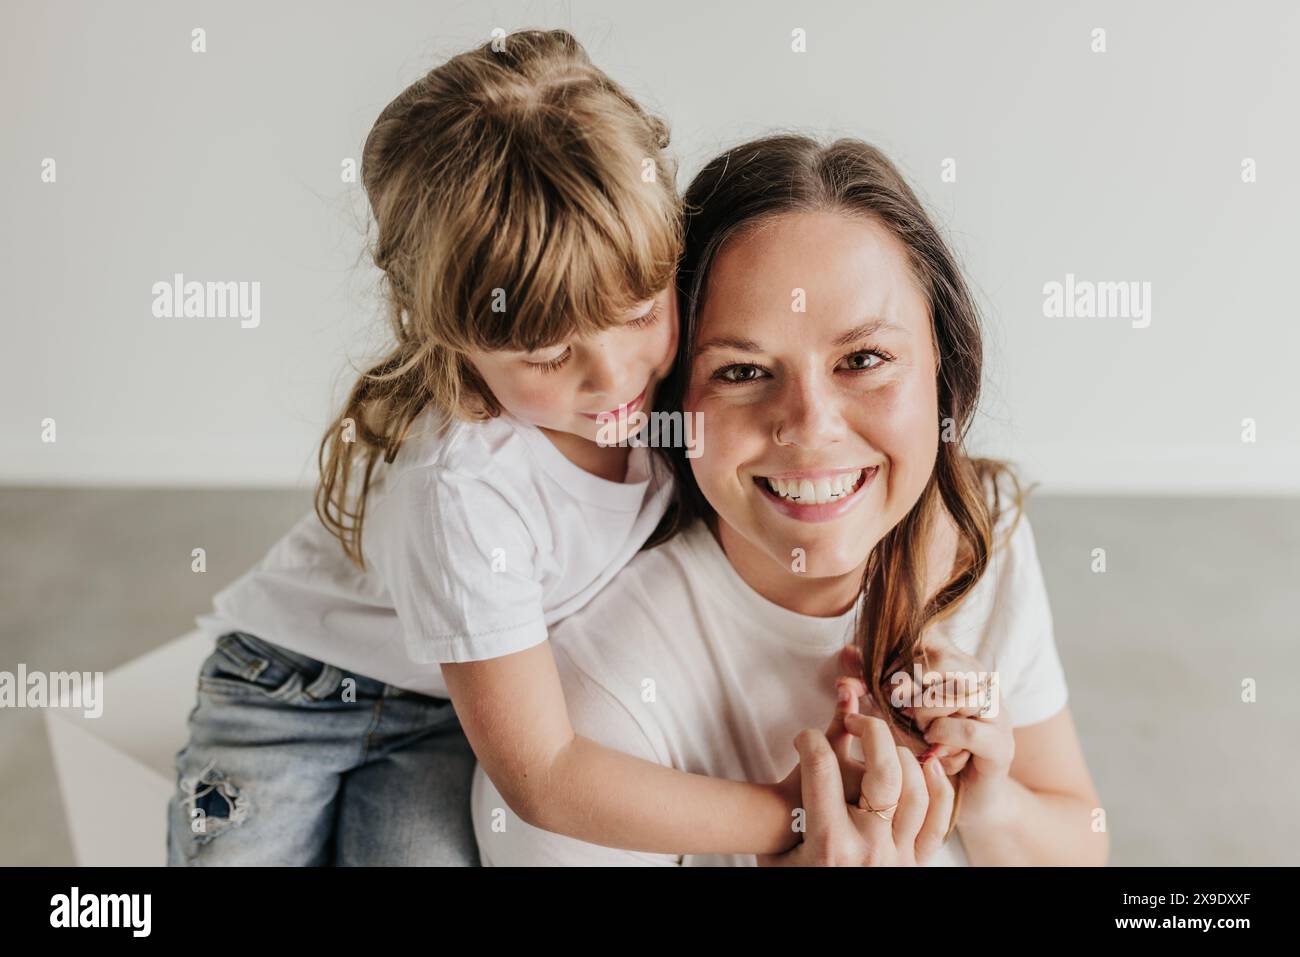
[758,524,877,580]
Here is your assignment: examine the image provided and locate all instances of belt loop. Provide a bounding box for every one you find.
[305,664,343,701]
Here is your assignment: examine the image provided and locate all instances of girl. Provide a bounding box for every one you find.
[168,29,815,866]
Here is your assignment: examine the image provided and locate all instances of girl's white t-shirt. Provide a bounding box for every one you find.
[195,408,674,698]
[471,479,1070,866]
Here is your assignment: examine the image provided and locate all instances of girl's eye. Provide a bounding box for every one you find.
[840,349,894,372]
[525,347,572,373]
[627,305,661,329]
[713,363,769,384]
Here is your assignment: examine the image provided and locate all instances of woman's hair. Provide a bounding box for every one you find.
[317,28,682,570]
[651,134,1033,829]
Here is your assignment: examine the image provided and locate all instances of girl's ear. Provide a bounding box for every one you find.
[456,354,501,419]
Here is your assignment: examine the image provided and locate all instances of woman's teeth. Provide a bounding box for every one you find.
[763,470,865,505]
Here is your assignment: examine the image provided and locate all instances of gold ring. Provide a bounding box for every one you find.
[859,795,899,821]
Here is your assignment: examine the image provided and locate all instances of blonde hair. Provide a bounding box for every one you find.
[317,29,682,570]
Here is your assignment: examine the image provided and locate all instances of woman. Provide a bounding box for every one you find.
[470,134,1106,866]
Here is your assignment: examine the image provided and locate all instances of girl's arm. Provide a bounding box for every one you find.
[442,641,802,856]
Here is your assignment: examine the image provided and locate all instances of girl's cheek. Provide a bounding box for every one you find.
[651,315,678,375]
[501,378,575,422]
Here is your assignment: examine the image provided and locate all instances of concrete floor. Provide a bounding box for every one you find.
[1,488,1297,865]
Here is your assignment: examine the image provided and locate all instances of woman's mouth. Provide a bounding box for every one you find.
[752,466,879,522]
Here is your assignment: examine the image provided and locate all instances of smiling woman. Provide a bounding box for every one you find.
[471,134,1106,867]
[680,209,941,586]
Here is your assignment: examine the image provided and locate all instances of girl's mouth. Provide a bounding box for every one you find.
[581,388,646,421]
[752,466,879,523]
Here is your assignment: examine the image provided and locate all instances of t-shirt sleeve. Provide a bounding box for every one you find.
[471,649,682,866]
[983,510,1070,728]
[369,467,549,664]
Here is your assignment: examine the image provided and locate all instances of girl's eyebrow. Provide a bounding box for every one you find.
[696,317,902,356]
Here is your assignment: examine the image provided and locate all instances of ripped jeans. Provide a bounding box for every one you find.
[166,631,479,865]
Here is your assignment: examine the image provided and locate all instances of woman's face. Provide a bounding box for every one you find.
[684,210,939,603]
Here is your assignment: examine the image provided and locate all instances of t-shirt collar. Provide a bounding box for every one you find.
[678,521,859,655]
[508,415,654,511]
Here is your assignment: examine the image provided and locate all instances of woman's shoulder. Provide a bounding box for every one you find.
[936,462,1046,641]
[949,462,1068,726]
[949,461,1036,568]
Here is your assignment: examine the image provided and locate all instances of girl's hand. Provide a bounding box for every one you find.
[838,636,985,777]
[778,669,889,808]
[918,699,1016,826]
[892,633,991,774]
[759,713,955,867]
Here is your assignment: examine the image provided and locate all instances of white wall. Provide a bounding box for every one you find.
[3,0,1297,493]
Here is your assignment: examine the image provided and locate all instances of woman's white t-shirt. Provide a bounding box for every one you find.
[471,485,1070,866]
[195,408,674,697]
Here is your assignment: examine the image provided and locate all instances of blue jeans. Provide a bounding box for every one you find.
[166,631,479,865]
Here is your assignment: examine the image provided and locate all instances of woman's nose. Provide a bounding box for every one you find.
[773,374,846,448]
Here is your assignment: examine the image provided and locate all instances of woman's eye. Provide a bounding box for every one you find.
[841,350,893,372]
[714,364,767,383]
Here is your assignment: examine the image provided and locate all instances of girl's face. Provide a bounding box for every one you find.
[684,211,940,603]
[467,283,679,445]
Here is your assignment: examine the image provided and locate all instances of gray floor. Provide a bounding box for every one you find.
[1,487,1297,866]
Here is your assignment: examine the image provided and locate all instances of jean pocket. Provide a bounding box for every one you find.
[198,632,318,701]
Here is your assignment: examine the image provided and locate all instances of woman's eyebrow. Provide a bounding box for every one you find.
[832,317,901,347]
[695,334,762,355]
[695,317,902,356]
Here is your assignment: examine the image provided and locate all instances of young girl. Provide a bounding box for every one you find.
[167,29,806,866]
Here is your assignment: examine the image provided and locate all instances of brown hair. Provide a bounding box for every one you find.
[651,134,1034,835]
[316,29,682,570]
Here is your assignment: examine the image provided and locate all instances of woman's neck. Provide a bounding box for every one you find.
[713,518,866,618]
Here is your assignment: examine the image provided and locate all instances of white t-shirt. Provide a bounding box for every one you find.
[195,409,674,697]
[471,482,1070,865]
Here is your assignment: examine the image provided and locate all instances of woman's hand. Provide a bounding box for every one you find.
[759,713,955,866]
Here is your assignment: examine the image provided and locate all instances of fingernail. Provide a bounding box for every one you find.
[837,685,851,709]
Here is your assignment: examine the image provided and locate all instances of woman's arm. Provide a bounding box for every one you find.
[952,706,1109,865]
[443,641,802,856]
